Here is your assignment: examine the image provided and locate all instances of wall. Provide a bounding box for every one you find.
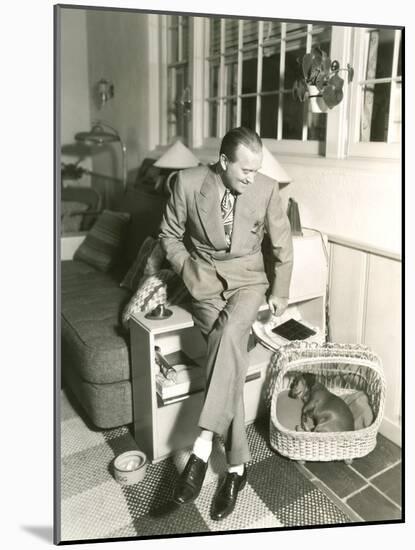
[195,147,401,256]
[329,240,401,445]
[86,9,152,200]
[60,7,91,179]
[276,156,402,444]
[277,156,401,256]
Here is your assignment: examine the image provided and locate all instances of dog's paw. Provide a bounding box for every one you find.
[295,425,303,432]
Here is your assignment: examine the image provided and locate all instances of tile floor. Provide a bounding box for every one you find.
[296,434,402,522]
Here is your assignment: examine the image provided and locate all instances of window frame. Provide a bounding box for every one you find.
[201,18,333,154]
[347,26,402,159]
[154,17,402,162]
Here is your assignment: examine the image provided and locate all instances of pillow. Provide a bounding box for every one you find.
[74,209,130,272]
[122,269,190,328]
[120,236,165,291]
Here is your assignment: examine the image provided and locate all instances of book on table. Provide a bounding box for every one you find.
[155,349,205,401]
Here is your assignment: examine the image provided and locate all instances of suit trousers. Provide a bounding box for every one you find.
[191,285,266,465]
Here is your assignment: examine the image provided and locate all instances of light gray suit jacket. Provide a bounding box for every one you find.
[159,164,293,302]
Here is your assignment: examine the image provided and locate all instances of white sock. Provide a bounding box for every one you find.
[228,464,244,476]
[192,436,212,463]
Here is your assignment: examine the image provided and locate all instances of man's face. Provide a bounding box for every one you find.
[220,144,263,195]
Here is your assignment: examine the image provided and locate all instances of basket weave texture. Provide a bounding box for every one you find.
[269,342,386,462]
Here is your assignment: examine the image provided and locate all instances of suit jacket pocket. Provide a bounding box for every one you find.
[245,252,266,272]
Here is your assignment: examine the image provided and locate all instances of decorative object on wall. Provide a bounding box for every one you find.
[259,144,292,188]
[154,140,200,194]
[292,45,354,112]
[75,121,128,188]
[95,78,114,109]
[287,197,303,236]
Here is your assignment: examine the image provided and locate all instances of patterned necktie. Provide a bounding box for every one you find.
[221,188,234,249]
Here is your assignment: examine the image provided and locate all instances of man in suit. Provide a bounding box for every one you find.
[159,127,293,520]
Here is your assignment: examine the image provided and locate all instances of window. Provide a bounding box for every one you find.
[348,27,402,158]
[157,17,402,160]
[204,19,331,150]
[166,15,191,143]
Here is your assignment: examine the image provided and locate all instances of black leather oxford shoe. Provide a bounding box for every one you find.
[173,453,208,504]
[211,467,247,521]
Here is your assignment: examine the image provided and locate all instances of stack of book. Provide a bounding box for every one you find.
[155,349,205,405]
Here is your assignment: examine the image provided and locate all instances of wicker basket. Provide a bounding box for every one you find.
[269,342,386,462]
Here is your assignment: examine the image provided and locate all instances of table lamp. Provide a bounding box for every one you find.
[153,140,199,194]
[258,144,292,189]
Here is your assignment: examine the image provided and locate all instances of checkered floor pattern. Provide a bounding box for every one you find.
[59,389,353,543]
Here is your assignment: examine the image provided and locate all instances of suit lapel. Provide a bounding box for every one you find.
[195,168,228,250]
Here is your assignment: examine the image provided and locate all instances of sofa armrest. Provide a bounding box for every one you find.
[61,232,87,260]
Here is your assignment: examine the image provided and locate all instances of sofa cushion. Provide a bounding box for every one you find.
[61,260,132,385]
[74,209,130,272]
[62,365,132,429]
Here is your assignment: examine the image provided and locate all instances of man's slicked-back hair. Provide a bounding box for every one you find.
[219,127,262,161]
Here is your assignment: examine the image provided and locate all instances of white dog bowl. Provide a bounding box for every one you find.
[113,450,147,485]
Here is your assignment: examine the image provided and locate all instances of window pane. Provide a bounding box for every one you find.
[397,35,402,76]
[311,25,332,50]
[169,26,179,63]
[209,62,220,98]
[208,101,218,137]
[312,26,331,57]
[174,67,187,139]
[282,93,303,139]
[225,55,238,96]
[360,83,391,142]
[375,29,395,78]
[243,19,258,47]
[262,21,281,44]
[286,23,307,48]
[262,47,280,91]
[242,56,257,94]
[366,29,395,80]
[210,18,221,56]
[285,29,307,89]
[225,98,237,130]
[307,112,327,141]
[225,19,239,54]
[260,94,278,138]
[182,17,189,61]
[241,96,256,130]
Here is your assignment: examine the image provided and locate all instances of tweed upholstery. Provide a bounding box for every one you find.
[121,268,189,328]
[61,261,131,385]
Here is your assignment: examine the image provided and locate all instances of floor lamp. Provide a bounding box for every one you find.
[75,121,128,189]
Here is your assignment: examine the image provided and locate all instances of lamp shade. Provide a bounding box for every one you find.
[74,121,128,188]
[154,140,199,170]
[258,144,292,187]
[75,124,120,145]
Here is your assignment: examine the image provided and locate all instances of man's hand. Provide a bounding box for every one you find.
[267,295,289,317]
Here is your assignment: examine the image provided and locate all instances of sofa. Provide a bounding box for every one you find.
[61,160,279,429]
[61,164,173,428]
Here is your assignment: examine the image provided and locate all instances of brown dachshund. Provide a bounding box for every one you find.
[288,373,354,432]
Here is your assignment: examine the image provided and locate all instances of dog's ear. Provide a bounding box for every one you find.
[291,373,301,385]
[303,373,316,387]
